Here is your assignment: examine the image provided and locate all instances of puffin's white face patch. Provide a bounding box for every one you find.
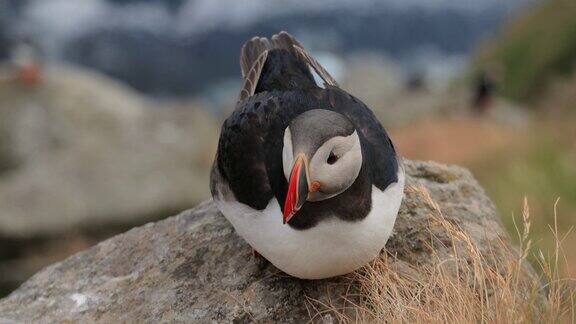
[282,127,294,181]
[308,131,362,201]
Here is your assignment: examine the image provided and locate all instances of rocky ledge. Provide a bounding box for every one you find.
[0,160,534,322]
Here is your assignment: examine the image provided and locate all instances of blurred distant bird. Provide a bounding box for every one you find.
[472,71,496,114]
[10,38,42,86]
[211,31,404,279]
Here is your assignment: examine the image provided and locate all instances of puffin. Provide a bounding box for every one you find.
[211,31,404,280]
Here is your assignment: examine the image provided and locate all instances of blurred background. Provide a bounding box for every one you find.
[0,0,574,297]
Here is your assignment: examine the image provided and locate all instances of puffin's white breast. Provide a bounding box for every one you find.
[214,169,405,280]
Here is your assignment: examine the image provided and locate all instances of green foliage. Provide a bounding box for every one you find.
[479,0,576,101]
[472,121,576,247]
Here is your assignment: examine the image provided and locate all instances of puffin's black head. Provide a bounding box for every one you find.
[282,109,362,223]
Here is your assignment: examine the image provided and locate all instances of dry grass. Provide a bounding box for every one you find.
[309,187,575,323]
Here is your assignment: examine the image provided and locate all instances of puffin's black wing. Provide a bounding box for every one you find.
[214,96,274,210]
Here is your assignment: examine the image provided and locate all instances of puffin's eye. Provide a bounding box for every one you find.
[327,151,338,165]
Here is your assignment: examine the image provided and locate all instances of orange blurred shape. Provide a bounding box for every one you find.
[17,64,42,86]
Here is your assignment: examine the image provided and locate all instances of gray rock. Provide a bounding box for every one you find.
[0,160,532,323]
[0,65,218,237]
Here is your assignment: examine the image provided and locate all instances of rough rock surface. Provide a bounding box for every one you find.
[0,160,528,322]
[0,65,218,237]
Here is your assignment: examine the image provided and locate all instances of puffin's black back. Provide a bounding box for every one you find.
[213,32,398,230]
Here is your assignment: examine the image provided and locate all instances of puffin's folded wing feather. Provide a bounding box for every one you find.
[272,31,338,87]
[239,50,268,101]
[238,31,338,101]
[240,37,271,78]
[292,45,338,88]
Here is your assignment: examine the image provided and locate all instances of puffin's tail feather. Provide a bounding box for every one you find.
[238,31,338,101]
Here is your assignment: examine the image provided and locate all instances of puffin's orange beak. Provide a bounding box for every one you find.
[283,155,310,224]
